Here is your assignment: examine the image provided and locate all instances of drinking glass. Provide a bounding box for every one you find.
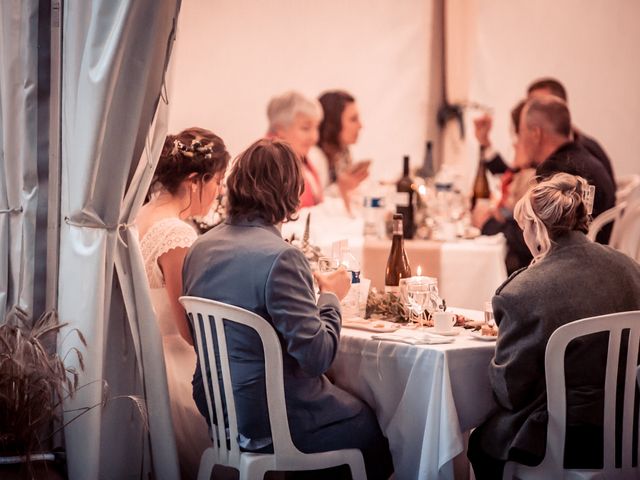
[407,282,430,319]
[484,301,495,328]
[318,256,340,273]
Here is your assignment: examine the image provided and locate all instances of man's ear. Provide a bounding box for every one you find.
[532,126,543,144]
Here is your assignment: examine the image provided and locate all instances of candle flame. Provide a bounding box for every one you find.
[418,185,427,195]
[417,265,422,276]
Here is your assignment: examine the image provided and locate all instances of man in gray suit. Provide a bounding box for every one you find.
[183,139,393,479]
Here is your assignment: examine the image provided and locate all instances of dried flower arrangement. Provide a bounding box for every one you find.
[0,307,148,476]
[365,289,410,323]
[286,213,323,265]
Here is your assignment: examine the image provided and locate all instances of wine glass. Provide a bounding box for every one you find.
[406,281,430,326]
[484,301,495,328]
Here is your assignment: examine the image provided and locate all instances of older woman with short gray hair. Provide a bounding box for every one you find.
[266,90,324,208]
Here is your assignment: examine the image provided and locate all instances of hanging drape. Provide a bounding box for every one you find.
[441,0,478,185]
[0,0,39,321]
[57,1,181,478]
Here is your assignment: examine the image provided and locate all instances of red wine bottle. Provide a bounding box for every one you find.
[384,213,412,293]
[396,155,415,239]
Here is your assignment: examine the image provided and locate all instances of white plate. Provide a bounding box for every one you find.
[342,318,400,333]
[469,330,498,341]
[426,326,462,336]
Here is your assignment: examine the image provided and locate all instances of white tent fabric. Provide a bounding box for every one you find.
[57,1,181,478]
[0,0,39,320]
[441,0,480,188]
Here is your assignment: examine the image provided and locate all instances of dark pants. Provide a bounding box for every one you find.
[250,404,393,480]
[468,423,603,480]
[197,387,393,480]
[290,404,394,480]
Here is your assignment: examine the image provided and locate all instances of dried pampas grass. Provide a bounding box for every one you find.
[0,307,85,459]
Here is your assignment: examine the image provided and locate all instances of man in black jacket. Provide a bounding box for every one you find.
[527,78,614,183]
[475,78,615,184]
[474,95,615,272]
[520,95,616,244]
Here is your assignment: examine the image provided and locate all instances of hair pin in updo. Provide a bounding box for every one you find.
[582,184,595,215]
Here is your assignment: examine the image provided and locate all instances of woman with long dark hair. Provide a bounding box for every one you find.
[136,127,230,478]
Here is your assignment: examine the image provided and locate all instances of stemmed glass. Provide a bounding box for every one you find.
[484,301,495,328]
[400,277,439,327]
[407,281,430,325]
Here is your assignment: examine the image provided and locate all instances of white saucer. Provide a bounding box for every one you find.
[469,330,498,341]
[428,326,462,336]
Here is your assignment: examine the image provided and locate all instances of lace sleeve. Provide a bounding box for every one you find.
[140,218,198,288]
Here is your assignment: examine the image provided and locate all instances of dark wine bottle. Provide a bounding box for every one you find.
[396,155,415,239]
[416,141,435,179]
[471,147,491,210]
[384,213,412,293]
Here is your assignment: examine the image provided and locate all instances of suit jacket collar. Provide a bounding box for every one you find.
[225,216,281,237]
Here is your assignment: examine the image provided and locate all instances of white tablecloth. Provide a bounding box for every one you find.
[328,309,497,480]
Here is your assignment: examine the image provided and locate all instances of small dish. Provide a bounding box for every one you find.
[469,330,498,341]
[427,326,462,336]
[342,318,400,333]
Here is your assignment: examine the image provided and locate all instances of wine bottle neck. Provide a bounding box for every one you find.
[403,156,410,176]
[392,219,403,236]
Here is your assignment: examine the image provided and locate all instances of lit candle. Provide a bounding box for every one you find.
[409,265,428,285]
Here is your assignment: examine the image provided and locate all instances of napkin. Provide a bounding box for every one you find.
[371,331,455,345]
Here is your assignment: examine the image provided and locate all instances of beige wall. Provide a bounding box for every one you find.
[168,0,640,185]
[167,0,434,182]
[466,0,640,179]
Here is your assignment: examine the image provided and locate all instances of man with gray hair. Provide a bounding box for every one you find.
[519,95,615,243]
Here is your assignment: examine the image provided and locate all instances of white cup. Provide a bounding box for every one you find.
[432,311,456,333]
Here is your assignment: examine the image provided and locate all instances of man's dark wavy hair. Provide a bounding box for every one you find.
[227,138,304,224]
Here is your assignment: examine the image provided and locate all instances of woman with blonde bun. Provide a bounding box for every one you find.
[468,173,640,479]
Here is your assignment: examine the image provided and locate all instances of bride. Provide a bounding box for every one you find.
[136,127,230,478]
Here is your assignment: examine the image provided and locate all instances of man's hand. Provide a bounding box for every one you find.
[314,266,351,301]
[471,200,494,228]
[474,114,493,148]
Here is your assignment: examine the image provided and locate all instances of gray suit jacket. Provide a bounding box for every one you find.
[478,231,640,461]
[182,216,365,446]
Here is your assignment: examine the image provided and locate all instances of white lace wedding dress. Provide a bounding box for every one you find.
[139,217,210,479]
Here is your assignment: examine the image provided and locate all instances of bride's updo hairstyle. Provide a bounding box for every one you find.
[151,127,230,197]
[514,172,591,262]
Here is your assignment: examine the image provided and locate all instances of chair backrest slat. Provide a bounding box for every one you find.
[543,311,640,475]
[190,312,234,463]
[603,328,621,469]
[208,311,241,464]
[622,328,640,470]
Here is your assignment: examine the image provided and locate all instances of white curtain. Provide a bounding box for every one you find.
[57,1,181,478]
[0,0,39,320]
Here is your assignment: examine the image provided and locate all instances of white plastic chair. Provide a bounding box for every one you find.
[610,201,640,262]
[179,296,367,480]
[616,173,640,204]
[503,311,640,479]
[587,201,626,242]
[589,185,640,262]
